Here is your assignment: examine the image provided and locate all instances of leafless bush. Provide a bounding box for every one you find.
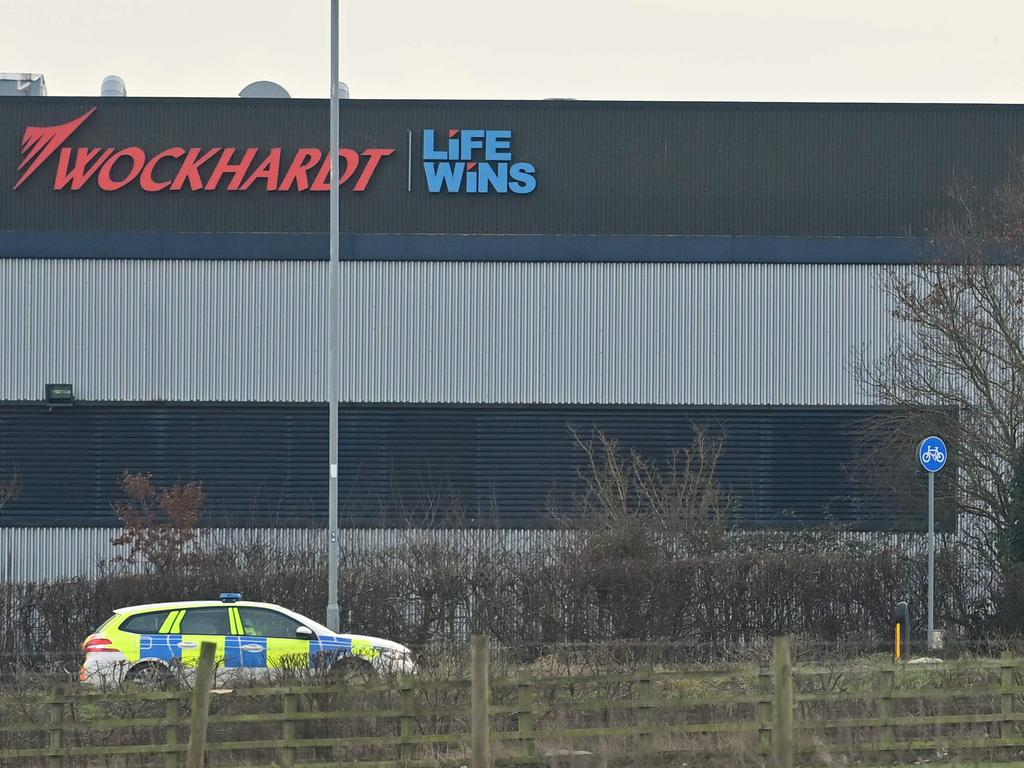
[0,522,967,665]
[107,472,207,573]
[0,469,20,515]
[569,426,738,547]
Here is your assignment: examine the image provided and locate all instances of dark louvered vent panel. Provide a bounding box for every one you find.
[0,403,326,526]
[338,405,951,531]
[0,403,950,530]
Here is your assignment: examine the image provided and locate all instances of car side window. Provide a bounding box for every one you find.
[119,610,172,635]
[237,608,307,639]
[178,607,231,636]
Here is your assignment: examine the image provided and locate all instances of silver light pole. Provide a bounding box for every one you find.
[326,0,341,632]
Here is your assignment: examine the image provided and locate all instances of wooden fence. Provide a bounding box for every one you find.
[3,636,1024,767]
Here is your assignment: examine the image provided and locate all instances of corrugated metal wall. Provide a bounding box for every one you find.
[0,259,326,402]
[0,527,559,582]
[0,260,899,405]
[0,527,332,582]
[0,526,973,584]
[339,261,899,405]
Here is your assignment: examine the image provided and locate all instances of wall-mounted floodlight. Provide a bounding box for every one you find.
[44,383,74,406]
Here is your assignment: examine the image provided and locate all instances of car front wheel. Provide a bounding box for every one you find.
[329,656,375,684]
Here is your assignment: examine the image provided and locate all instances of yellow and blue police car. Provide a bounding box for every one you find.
[79,593,415,686]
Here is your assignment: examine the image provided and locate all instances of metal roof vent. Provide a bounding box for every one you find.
[239,80,290,98]
[0,73,47,96]
[100,75,127,97]
[337,81,350,99]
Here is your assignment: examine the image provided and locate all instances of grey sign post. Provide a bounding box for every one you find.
[918,435,947,650]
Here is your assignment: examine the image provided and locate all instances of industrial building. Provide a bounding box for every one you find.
[1,85,1003,579]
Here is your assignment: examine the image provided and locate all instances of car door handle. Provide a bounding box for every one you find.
[177,641,198,649]
[240,644,263,653]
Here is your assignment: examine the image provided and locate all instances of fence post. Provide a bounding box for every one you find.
[517,674,536,759]
[165,690,182,768]
[637,667,655,739]
[471,633,492,768]
[185,641,217,768]
[281,692,297,768]
[1001,651,1016,741]
[878,667,896,752]
[46,688,63,768]
[399,676,416,763]
[771,636,793,768]
[757,666,773,755]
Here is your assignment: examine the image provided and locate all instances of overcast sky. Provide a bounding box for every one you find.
[4,0,1024,102]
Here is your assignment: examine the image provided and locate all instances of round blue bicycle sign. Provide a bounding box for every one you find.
[919,436,948,473]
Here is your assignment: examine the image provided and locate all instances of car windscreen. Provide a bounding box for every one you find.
[237,607,307,639]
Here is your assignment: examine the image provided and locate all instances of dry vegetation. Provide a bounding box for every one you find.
[0,431,982,673]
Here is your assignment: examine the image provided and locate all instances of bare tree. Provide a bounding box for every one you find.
[857,159,1024,599]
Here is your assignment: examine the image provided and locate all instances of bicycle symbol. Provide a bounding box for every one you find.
[922,446,945,464]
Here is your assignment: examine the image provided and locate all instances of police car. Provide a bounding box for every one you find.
[79,593,415,686]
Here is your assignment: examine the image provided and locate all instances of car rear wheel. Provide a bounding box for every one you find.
[125,661,174,688]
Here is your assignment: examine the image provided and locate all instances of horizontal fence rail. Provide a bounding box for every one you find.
[4,637,1024,767]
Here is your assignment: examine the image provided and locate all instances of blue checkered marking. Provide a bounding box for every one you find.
[225,636,267,669]
[140,634,183,661]
[309,635,353,667]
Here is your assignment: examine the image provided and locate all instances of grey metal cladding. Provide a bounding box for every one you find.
[0,259,327,402]
[0,526,559,582]
[337,261,898,405]
[0,259,897,405]
[0,527,324,582]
